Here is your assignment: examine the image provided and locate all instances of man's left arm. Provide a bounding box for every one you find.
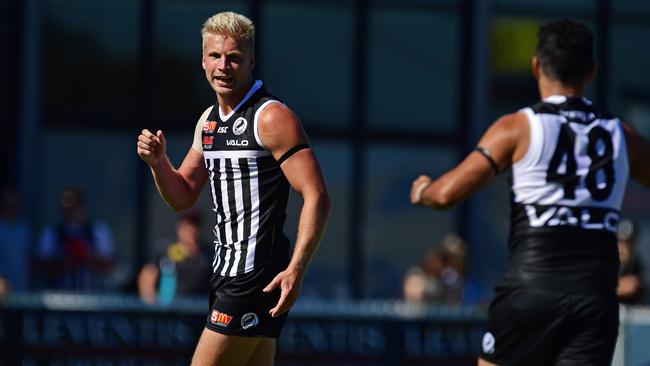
[258,102,331,317]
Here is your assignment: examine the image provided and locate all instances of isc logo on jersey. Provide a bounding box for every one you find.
[217,126,228,134]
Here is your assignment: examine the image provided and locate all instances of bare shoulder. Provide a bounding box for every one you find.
[258,102,308,156]
[481,111,529,145]
[258,102,301,132]
[478,111,530,166]
[491,111,528,131]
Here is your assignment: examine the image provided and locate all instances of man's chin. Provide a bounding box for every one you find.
[213,85,234,96]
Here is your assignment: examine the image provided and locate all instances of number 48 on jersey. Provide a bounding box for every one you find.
[546,124,615,201]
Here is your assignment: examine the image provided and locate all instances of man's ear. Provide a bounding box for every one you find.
[202,54,206,70]
[531,56,541,80]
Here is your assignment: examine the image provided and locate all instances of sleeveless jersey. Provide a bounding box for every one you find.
[195,80,290,277]
[505,95,629,294]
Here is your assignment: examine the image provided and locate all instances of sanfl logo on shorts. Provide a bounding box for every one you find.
[482,332,496,354]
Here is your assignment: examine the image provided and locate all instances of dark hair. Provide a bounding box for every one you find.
[536,19,594,86]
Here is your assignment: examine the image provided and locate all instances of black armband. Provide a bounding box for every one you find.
[475,146,500,175]
[278,143,310,165]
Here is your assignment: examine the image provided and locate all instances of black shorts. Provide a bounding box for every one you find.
[206,260,289,338]
[479,285,619,366]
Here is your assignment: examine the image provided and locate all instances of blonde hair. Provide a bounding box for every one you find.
[201,12,255,52]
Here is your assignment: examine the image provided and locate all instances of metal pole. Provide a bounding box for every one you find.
[134,0,155,269]
[349,0,369,299]
[457,0,491,288]
[249,0,263,78]
[18,0,42,230]
[595,0,611,110]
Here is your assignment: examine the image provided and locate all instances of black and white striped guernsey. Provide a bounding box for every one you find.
[504,95,629,294]
[195,80,290,277]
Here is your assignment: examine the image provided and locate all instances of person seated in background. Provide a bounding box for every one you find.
[138,212,212,304]
[0,187,31,294]
[617,218,645,305]
[34,187,115,292]
[403,234,466,304]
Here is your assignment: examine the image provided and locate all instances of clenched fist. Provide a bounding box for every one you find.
[137,129,167,166]
[410,175,433,205]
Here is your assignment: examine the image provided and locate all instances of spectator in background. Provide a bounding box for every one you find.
[0,187,31,293]
[34,187,115,292]
[617,218,645,305]
[440,233,468,280]
[138,212,211,305]
[403,234,466,304]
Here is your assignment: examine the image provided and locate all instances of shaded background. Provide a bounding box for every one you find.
[2,0,650,303]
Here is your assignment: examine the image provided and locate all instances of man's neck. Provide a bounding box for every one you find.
[217,79,255,115]
[538,77,585,100]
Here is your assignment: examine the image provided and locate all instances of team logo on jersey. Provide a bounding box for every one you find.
[482,332,495,354]
[203,120,218,133]
[210,310,233,327]
[233,117,247,135]
[241,313,259,330]
[203,136,214,148]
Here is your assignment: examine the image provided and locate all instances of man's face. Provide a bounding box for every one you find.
[202,34,254,97]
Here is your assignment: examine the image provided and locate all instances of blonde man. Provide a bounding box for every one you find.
[137,12,331,365]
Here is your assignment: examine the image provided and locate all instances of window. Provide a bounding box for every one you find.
[261,2,354,129]
[363,145,459,298]
[43,0,139,129]
[367,7,459,133]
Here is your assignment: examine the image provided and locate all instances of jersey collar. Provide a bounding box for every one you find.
[543,95,592,106]
[218,80,263,122]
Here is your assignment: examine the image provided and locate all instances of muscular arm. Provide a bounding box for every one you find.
[411,112,529,209]
[149,147,208,211]
[260,102,331,317]
[137,109,211,211]
[622,122,650,188]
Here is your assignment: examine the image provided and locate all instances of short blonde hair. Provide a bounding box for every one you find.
[201,12,255,52]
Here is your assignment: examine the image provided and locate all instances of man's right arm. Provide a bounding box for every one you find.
[622,122,650,188]
[410,112,529,209]
[137,109,211,211]
[149,144,207,211]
